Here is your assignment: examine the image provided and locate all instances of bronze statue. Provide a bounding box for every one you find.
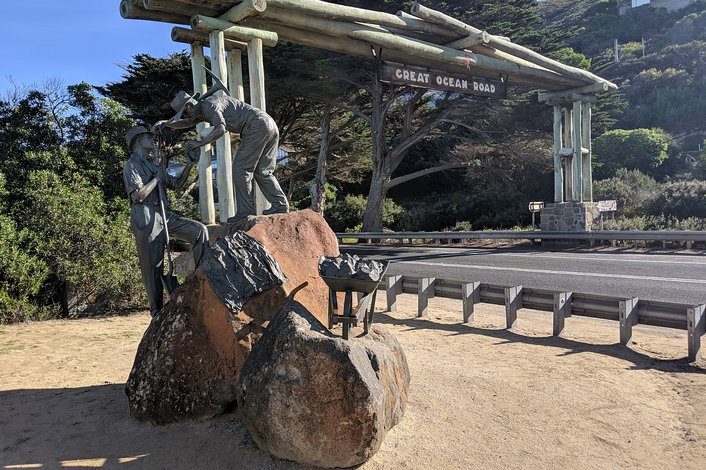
[157,81,289,223]
[122,125,209,315]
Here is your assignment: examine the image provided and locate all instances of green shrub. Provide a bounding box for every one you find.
[593,169,661,217]
[325,194,406,232]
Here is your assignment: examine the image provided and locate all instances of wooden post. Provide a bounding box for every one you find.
[247,38,270,215]
[386,275,402,312]
[553,106,563,203]
[210,30,236,221]
[687,304,705,361]
[505,285,522,329]
[418,277,434,317]
[190,43,216,225]
[462,282,480,323]
[227,50,245,101]
[563,107,573,201]
[553,292,572,336]
[619,298,638,346]
[581,102,592,202]
[572,100,583,202]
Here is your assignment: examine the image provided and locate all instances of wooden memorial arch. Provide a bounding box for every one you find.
[120,0,618,228]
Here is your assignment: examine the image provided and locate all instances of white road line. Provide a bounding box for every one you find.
[492,253,706,265]
[397,261,706,284]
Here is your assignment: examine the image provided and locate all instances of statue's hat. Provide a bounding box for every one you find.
[169,91,200,122]
[125,125,153,149]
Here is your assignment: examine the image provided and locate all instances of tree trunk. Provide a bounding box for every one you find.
[309,104,331,214]
[362,76,391,232]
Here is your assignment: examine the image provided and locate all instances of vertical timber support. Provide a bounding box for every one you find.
[247,38,270,214]
[553,106,563,203]
[418,277,434,318]
[385,275,402,312]
[619,297,639,346]
[505,285,522,329]
[190,43,216,225]
[226,48,245,214]
[462,282,481,323]
[553,292,572,336]
[687,304,705,362]
[209,30,236,221]
[563,107,573,201]
[581,102,593,202]
[572,100,583,202]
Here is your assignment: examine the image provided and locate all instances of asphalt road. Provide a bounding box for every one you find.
[341,245,706,305]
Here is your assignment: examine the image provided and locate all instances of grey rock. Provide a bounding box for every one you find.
[237,301,410,468]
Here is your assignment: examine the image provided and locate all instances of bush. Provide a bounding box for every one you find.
[15,171,143,318]
[656,179,706,219]
[593,128,670,178]
[325,194,406,232]
[593,169,661,217]
[0,214,49,323]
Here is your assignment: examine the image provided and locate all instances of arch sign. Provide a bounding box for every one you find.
[381,61,507,98]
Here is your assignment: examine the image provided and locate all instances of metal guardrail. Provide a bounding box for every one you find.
[338,230,706,245]
[381,275,706,362]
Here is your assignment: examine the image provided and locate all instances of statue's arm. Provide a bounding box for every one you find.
[171,161,196,190]
[161,118,197,130]
[129,177,160,204]
[183,123,226,153]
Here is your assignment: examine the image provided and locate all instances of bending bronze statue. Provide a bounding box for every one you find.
[156,71,289,223]
[122,126,209,315]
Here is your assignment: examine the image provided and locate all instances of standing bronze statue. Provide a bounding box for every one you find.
[123,126,209,315]
[157,85,289,223]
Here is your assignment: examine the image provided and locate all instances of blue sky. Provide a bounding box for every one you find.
[1,2,185,95]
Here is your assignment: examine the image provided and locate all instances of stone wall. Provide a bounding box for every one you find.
[540,202,600,232]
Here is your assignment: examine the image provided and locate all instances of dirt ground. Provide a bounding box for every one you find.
[1,295,705,470]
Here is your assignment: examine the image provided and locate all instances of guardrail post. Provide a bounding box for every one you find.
[505,286,523,329]
[418,277,435,317]
[687,304,705,361]
[385,275,402,312]
[619,297,638,346]
[686,241,693,250]
[462,282,481,323]
[553,292,572,336]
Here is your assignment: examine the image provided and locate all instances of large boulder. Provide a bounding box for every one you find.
[126,210,340,424]
[237,301,410,469]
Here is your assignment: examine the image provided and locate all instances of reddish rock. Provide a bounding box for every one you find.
[126,210,341,424]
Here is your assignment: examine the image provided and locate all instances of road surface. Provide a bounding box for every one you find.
[341,245,706,305]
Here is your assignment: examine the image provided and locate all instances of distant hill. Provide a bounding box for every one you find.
[540,0,706,149]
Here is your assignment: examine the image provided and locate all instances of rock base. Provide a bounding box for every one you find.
[238,301,410,469]
[540,202,600,232]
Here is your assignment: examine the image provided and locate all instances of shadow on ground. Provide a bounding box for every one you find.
[0,384,312,470]
[373,312,706,375]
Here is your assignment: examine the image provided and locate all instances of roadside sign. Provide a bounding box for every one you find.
[597,200,617,212]
[380,61,507,98]
[528,201,544,212]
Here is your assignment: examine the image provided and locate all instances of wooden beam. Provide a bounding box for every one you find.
[120,0,189,25]
[247,38,270,215]
[553,106,563,203]
[244,13,586,89]
[209,30,236,222]
[192,15,279,47]
[172,27,247,51]
[538,83,611,102]
[447,31,491,49]
[243,18,575,90]
[143,0,221,17]
[572,100,583,202]
[581,103,593,202]
[262,0,458,41]
[190,43,216,226]
[411,2,617,90]
[220,0,268,23]
[226,49,246,101]
[563,107,573,200]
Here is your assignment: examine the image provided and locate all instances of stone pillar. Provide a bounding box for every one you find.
[540,201,600,232]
